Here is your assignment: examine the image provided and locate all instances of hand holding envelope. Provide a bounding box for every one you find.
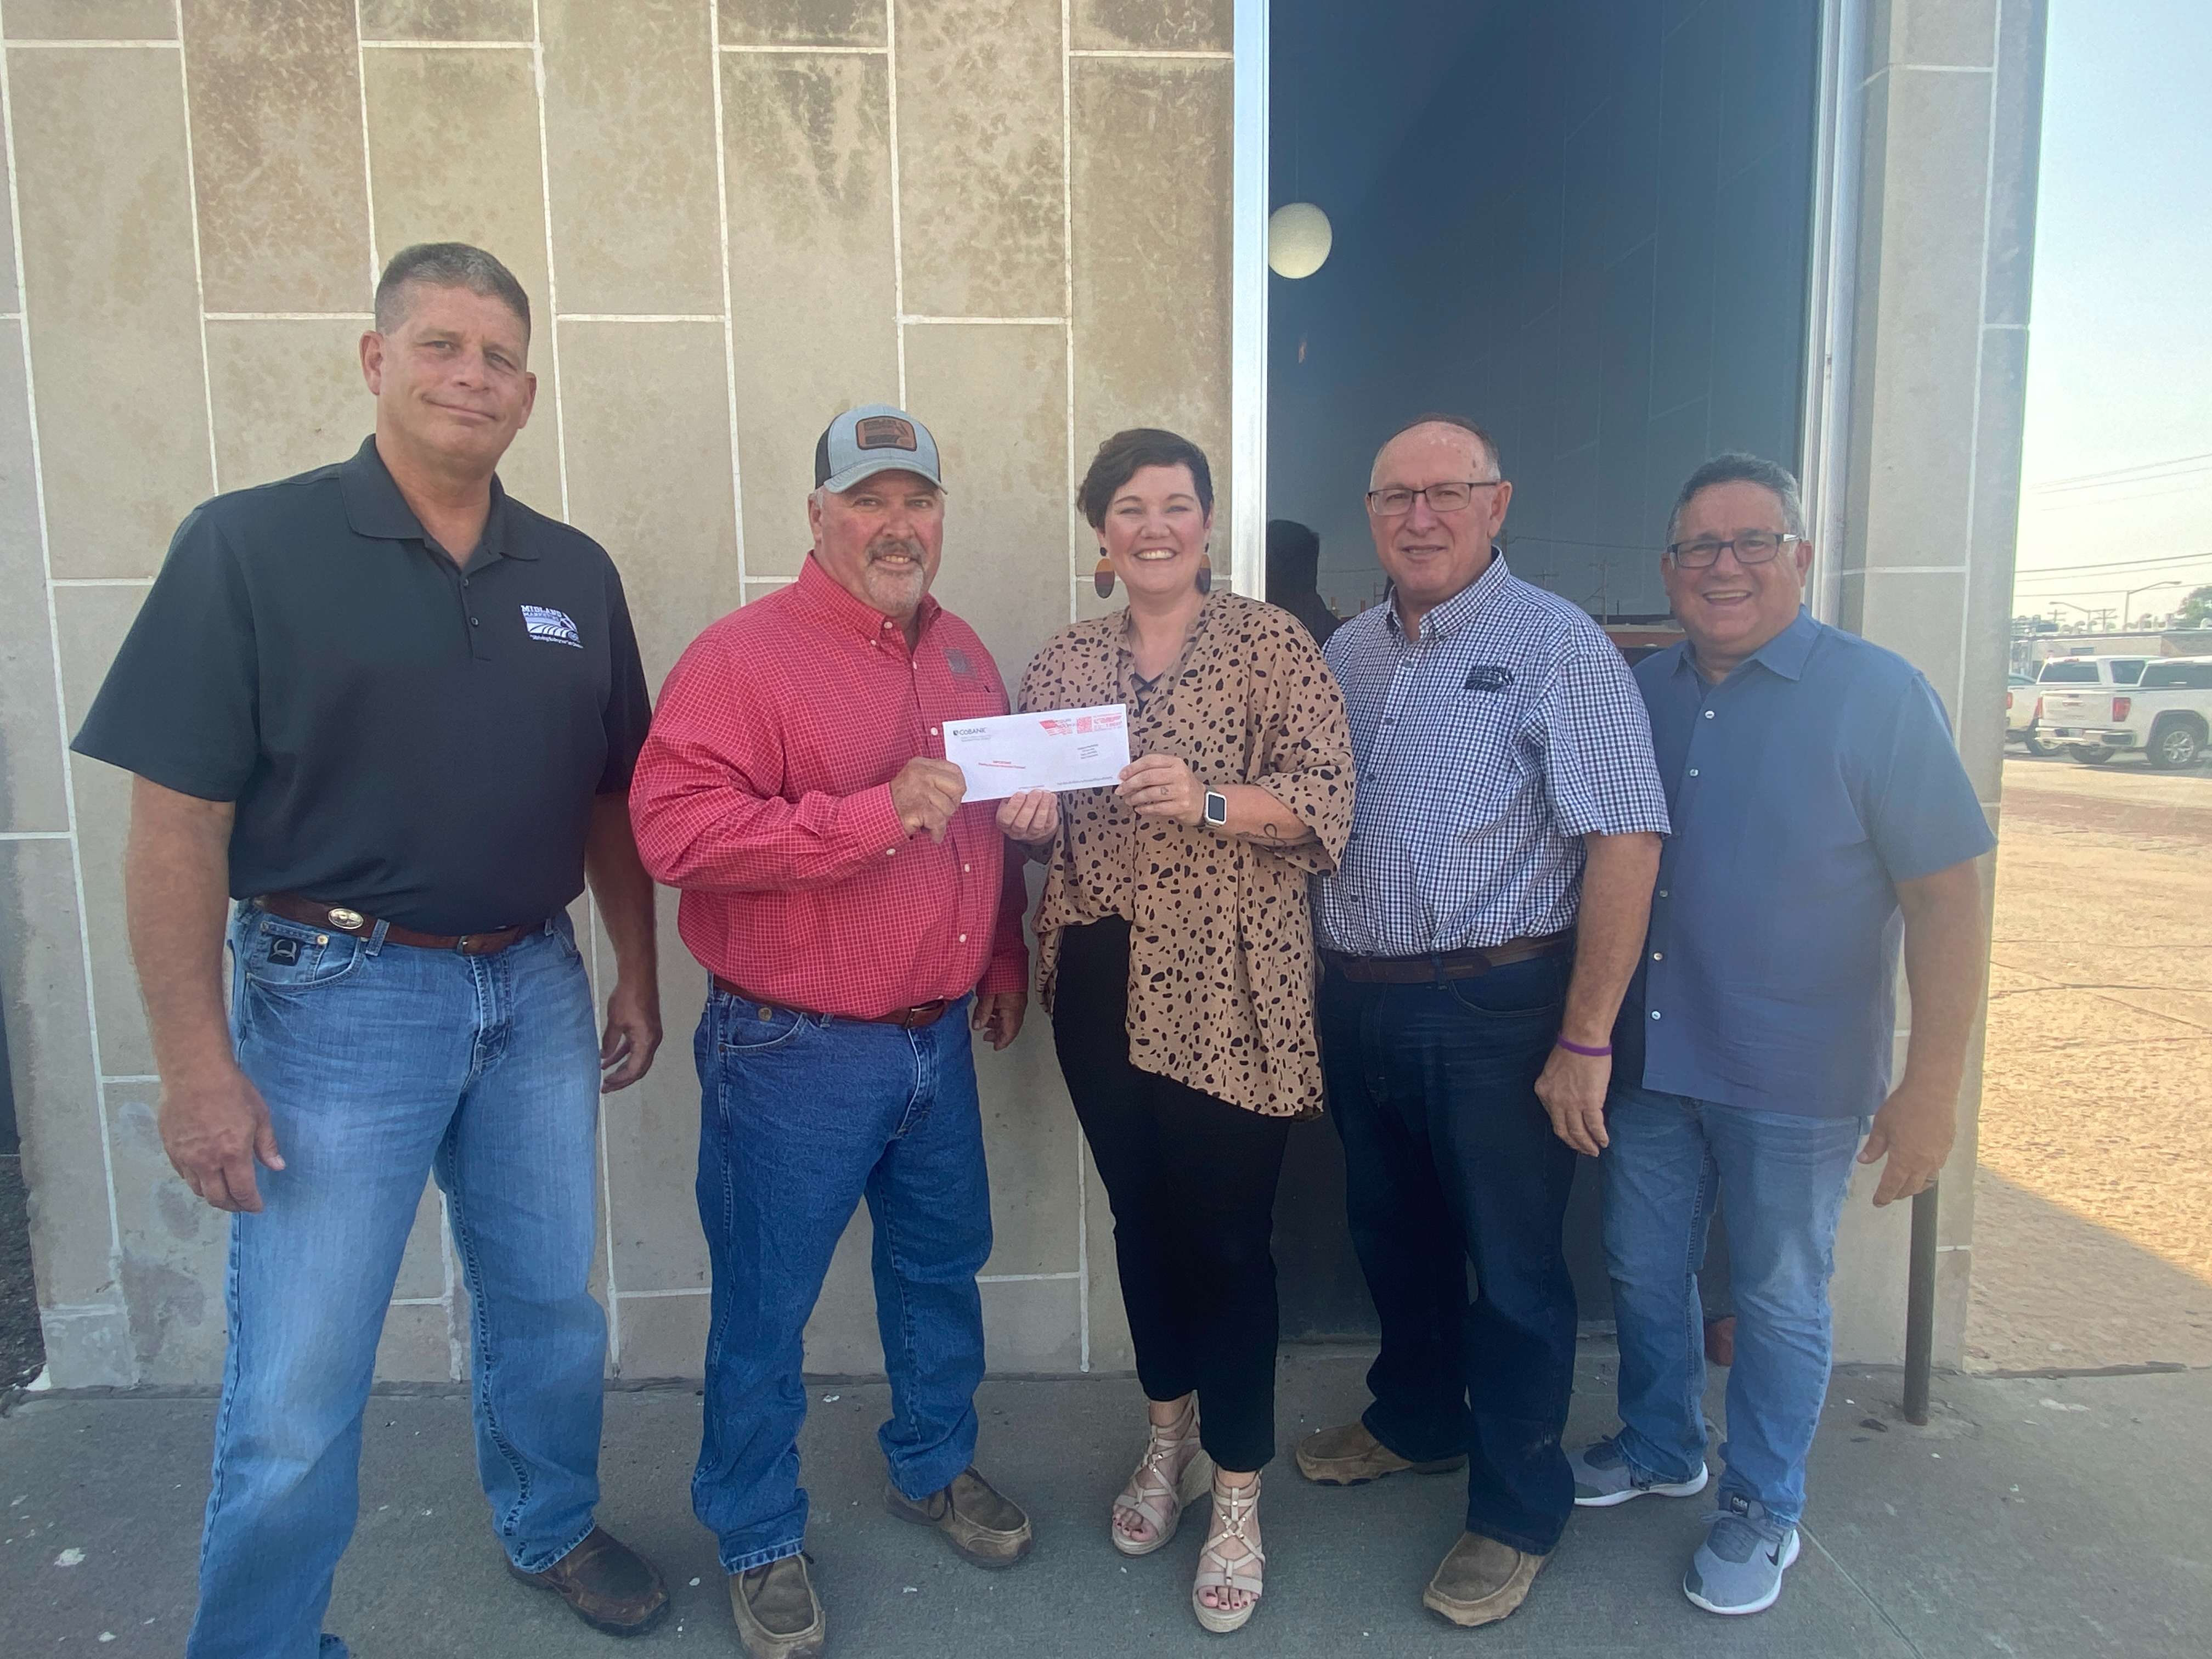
[945,704,1132,802]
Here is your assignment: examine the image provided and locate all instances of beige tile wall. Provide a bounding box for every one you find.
[0,0,1228,1387]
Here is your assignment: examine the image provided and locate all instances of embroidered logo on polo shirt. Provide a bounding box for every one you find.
[521,605,583,648]
[945,647,975,678]
[1463,664,1515,691]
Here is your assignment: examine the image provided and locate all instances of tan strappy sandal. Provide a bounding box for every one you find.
[1111,1397,1214,1557]
[1192,1471,1265,1634]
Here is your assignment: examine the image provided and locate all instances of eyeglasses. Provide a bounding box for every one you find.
[1364,480,1505,517]
[1664,532,1803,569]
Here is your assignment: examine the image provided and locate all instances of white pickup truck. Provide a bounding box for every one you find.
[2038,656,2212,769]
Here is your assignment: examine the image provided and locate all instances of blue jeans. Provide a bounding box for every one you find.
[189,905,608,1659]
[1601,1082,1867,1527]
[691,984,991,1572]
[1317,952,1581,1555]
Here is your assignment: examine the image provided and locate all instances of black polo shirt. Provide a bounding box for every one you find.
[72,436,653,934]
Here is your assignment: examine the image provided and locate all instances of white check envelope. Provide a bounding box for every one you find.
[944,704,1131,801]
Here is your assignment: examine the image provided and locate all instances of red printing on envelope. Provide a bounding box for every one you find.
[1036,712,1126,737]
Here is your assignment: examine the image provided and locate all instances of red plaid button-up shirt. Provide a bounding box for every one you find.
[629,557,1029,1019]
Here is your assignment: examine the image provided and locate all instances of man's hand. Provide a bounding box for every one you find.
[1535,1045,1611,1156]
[972,989,1026,1051]
[997,789,1061,845]
[161,1065,284,1213]
[1118,754,1204,826]
[1859,1076,1956,1206]
[891,757,968,843]
[600,976,663,1093]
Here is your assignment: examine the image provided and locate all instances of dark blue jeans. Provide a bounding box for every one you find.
[690,984,992,1573]
[1317,952,1578,1555]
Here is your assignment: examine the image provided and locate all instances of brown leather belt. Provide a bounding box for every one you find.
[1325,930,1574,984]
[256,893,539,957]
[713,975,953,1030]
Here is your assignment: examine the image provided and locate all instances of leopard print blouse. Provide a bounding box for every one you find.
[1018,592,1354,1118]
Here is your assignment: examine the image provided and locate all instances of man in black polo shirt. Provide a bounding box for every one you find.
[72,244,668,1657]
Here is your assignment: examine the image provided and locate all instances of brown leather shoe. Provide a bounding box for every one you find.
[1294,1421,1466,1486]
[885,1466,1034,1568]
[729,1554,826,1659]
[505,1526,670,1637]
[1422,1531,1547,1628]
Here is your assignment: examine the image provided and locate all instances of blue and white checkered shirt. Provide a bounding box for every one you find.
[1316,553,1669,956]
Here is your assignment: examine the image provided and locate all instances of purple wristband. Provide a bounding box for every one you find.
[1554,1036,1612,1058]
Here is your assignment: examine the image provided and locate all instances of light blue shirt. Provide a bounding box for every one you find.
[1317,554,1669,955]
[1620,610,1996,1118]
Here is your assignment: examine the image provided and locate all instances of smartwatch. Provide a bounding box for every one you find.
[1203,789,1229,829]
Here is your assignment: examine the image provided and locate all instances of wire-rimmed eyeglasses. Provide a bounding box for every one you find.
[1364,480,1506,517]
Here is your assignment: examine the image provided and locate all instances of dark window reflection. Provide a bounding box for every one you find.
[1267,0,1822,624]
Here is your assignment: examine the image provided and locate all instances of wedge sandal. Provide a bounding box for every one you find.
[1111,1396,1214,1557]
[1192,1471,1265,1634]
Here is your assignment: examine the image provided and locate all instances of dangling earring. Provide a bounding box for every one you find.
[1093,551,1115,599]
[1195,545,1214,596]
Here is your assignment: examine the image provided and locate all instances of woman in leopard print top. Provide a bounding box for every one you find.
[1000,429,1351,1634]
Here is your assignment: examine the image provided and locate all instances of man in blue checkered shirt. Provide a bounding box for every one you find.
[1293,415,1669,1629]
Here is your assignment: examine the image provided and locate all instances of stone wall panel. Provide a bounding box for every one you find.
[10,46,212,579]
[541,0,723,317]
[720,49,901,574]
[181,0,373,314]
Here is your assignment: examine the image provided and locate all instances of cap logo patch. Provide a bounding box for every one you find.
[854,416,918,452]
[522,605,583,648]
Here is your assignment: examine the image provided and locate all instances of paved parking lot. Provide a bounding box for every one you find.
[1972,751,2212,1370]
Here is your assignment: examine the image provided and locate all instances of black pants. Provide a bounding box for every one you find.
[1051,918,1292,1473]
[1317,951,1580,1555]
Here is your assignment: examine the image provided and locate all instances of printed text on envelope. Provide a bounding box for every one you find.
[944,704,1131,802]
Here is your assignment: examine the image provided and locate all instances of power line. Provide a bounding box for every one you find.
[2011,548,2212,577]
[2029,450,2212,492]
[2030,478,2212,509]
[2017,579,2212,597]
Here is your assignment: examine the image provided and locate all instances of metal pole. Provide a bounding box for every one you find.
[1901,1183,1939,1425]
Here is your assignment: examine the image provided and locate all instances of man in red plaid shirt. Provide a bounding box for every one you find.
[630,405,1034,1659]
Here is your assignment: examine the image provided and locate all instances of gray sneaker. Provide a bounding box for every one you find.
[1683,1493,1801,1616]
[1569,1435,1709,1508]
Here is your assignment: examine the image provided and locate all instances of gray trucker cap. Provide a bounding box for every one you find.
[813,404,946,494]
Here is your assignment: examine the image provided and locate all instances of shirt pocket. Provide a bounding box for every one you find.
[1429,692,1538,833]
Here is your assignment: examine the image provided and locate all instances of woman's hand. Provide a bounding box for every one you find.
[996,788,1062,845]
[1118,754,1205,827]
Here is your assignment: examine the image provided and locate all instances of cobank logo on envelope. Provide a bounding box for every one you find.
[944,704,1131,801]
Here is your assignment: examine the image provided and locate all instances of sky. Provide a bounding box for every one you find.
[2011,0,2212,626]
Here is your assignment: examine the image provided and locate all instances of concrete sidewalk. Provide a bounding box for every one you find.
[4,1347,2205,1657]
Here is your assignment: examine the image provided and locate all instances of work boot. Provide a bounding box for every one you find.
[1293,1420,1465,1486]
[1421,1531,1547,1628]
[885,1466,1034,1567]
[729,1554,826,1659]
[505,1525,670,1637]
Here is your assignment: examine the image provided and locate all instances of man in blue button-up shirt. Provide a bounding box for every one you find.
[1567,455,1993,1620]
[1295,416,1669,1630]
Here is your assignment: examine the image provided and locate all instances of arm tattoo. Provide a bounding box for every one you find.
[1248,817,1317,849]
